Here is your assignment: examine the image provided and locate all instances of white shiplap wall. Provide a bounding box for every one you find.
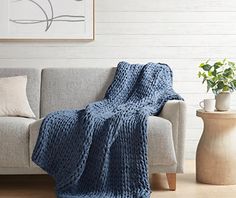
[1,0,236,159]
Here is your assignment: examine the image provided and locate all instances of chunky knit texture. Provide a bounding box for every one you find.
[32,62,182,198]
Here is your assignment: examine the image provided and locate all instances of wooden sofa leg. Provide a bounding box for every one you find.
[166,173,176,191]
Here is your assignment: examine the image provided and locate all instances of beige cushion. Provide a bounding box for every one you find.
[0,117,35,167]
[0,76,35,118]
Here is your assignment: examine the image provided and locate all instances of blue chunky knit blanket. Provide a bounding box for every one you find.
[32,62,182,198]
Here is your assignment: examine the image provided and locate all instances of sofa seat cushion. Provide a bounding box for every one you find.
[30,116,176,168]
[0,117,35,167]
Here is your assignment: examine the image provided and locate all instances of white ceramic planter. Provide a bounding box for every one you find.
[215,92,231,111]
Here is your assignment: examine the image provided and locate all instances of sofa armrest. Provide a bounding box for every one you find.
[159,100,187,173]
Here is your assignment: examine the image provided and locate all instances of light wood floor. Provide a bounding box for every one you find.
[1,161,236,198]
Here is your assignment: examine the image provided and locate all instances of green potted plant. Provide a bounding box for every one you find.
[198,59,236,111]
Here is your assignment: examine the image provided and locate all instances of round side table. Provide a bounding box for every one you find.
[196,109,236,185]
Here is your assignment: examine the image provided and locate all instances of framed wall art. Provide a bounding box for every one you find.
[0,0,94,40]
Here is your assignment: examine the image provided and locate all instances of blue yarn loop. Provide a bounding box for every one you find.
[32,62,183,198]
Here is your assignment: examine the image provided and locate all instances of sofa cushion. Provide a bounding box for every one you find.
[29,116,176,167]
[0,68,41,118]
[0,117,35,167]
[40,68,116,117]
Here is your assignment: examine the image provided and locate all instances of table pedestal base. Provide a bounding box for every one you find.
[196,117,236,185]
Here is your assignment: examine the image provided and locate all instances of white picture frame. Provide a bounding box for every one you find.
[0,0,94,40]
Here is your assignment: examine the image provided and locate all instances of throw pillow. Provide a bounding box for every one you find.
[0,75,35,118]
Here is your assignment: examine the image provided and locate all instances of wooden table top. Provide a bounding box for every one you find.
[196,109,236,119]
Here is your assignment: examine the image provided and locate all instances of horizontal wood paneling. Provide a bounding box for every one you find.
[1,46,236,59]
[2,35,236,47]
[186,129,202,140]
[97,11,236,23]
[96,23,236,35]
[97,0,236,11]
[0,58,213,69]
[1,0,236,159]
[185,140,199,159]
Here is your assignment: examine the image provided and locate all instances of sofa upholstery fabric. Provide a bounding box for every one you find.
[147,116,176,166]
[0,117,35,167]
[41,68,116,117]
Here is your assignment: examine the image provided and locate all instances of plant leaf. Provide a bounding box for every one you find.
[198,71,202,78]
[212,89,217,95]
[232,79,236,87]
[223,68,233,78]
[207,85,210,92]
[203,64,212,71]
[223,86,230,91]
[212,70,217,76]
[199,63,205,68]
[217,81,224,89]
[208,71,213,76]
[213,61,223,69]
[202,78,206,84]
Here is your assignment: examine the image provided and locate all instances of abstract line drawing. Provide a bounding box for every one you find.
[9,0,85,32]
[0,0,93,39]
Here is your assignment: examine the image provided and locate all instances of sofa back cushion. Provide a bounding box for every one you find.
[40,67,116,117]
[0,68,41,118]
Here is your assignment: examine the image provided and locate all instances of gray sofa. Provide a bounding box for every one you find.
[0,67,186,190]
